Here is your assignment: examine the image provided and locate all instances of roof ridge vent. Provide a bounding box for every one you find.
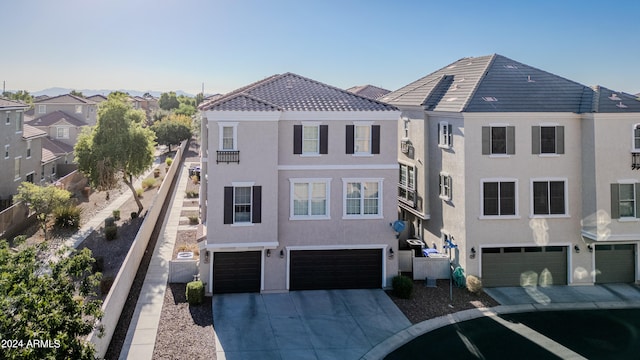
[527,75,535,83]
[286,79,294,89]
[504,64,518,69]
[608,93,621,101]
[482,96,498,102]
[616,101,627,108]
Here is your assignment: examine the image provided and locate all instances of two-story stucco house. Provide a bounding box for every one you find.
[0,99,53,209]
[381,54,640,287]
[32,94,98,126]
[197,73,400,294]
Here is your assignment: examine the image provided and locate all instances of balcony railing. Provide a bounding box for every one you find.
[632,152,640,170]
[216,150,240,164]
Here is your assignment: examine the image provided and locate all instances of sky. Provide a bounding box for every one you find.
[3,0,640,96]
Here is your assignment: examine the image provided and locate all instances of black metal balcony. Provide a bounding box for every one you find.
[216,150,240,164]
[633,152,640,170]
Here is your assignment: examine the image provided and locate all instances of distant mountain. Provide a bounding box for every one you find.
[30,87,195,98]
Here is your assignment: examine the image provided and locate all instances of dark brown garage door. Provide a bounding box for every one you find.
[290,249,382,290]
[482,246,567,287]
[595,244,635,284]
[213,251,261,294]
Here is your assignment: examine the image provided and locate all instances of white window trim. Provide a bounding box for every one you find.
[479,178,520,219]
[632,123,640,152]
[353,121,373,156]
[616,179,638,220]
[438,121,451,149]
[529,177,570,218]
[75,105,83,114]
[342,177,383,219]
[439,172,452,201]
[38,105,46,114]
[56,126,70,139]
[26,140,32,159]
[4,145,9,159]
[218,122,238,151]
[398,163,416,204]
[231,184,253,226]
[5,111,10,125]
[301,121,321,156]
[402,118,410,139]
[14,156,22,181]
[289,178,331,220]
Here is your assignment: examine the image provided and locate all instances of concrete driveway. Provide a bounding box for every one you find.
[212,289,411,360]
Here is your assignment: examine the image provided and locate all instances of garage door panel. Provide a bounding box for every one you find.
[290,249,382,290]
[482,247,567,287]
[214,251,261,294]
[595,245,635,284]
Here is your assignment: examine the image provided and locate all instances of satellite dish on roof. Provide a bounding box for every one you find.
[392,220,406,233]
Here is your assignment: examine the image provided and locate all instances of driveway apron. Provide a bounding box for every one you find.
[212,289,411,360]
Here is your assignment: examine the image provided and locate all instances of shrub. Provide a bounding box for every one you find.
[153,168,161,178]
[142,178,156,189]
[105,217,115,227]
[165,157,173,166]
[188,215,199,225]
[136,188,144,197]
[112,209,120,220]
[54,205,82,229]
[392,275,413,299]
[92,256,104,273]
[131,212,138,219]
[191,175,199,184]
[105,225,118,240]
[186,280,204,305]
[185,190,199,198]
[100,276,115,295]
[466,275,483,294]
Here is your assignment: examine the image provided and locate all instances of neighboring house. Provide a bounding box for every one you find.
[86,94,108,104]
[41,137,73,173]
[33,94,97,126]
[0,99,47,209]
[346,84,391,100]
[380,54,640,287]
[198,73,400,294]
[26,110,86,149]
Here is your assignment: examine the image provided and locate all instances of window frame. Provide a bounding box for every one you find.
[233,186,252,224]
[439,172,452,201]
[398,163,416,206]
[530,178,569,218]
[480,178,519,219]
[4,145,9,159]
[56,126,70,139]
[5,111,10,125]
[38,105,46,114]
[218,122,238,151]
[75,105,83,114]
[354,123,372,155]
[26,140,32,159]
[633,124,640,152]
[15,112,22,133]
[14,156,21,181]
[302,124,320,155]
[438,121,452,149]
[289,178,331,220]
[342,178,383,219]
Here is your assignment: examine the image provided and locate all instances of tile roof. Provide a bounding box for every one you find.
[27,110,87,127]
[381,54,597,113]
[22,124,47,140]
[346,84,391,100]
[86,94,108,102]
[0,98,29,109]
[41,137,73,162]
[199,73,397,112]
[35,93,96,105]
[589,86,640,113]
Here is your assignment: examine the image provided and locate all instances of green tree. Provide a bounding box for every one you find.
[69,90,84,98]
[195,92,204,106]
[0,239,103,359]
[3,90,33,104]
[159,91,179,110]
[151,118,192,151]
[14,183,71,240]
[174,102,196,117]
[75,97,156,214]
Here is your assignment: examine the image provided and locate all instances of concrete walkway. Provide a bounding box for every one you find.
[362,284,640,359]
[118,160,196,359]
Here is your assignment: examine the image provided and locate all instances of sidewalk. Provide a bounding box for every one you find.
[118,160,196,359]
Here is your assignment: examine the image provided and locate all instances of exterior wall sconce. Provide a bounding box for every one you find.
[470,247,476,259]
[266,249,271,257]
[389,248,394,259]
[280,250,285,258]
[587,245,593,253]
[574,245,580,253]
[204,250,210,264]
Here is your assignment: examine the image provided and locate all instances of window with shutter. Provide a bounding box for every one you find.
[482,125,514,155]
[533,125,564,155]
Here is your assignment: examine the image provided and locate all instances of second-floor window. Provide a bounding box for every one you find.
[344,179,382,218]
[290,179,329,219]
[611,183,639,219]
[439,173,452,201]
[633,124,640,151]
[15,112,22,133]
[482,180,516,216]
[26,140,31,159]
[293,124,328,155]
[57,127,69,139]
[346,124,380,155]
[532,180,566,216]
[14,157,21,181]
[223,185,262,225]
[532,125,565,154]
[5,112,10,125]
[482,125,515,155]
[75,105,83,114]
[38,105,46,114]
[222,126,234,150]
[398,164,416,206]
[218,122,238,151]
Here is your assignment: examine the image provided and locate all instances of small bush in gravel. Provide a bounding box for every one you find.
[54,205,82,229]
[100,276,115,295]
[105,225,118,240]
[392,275,413,299]
[186,280,204,305]
[188,215,199,224]
[165,157,173,166]
[466,275,483,294]
[142,178,156,189]
[112,209,120,220]
[93,256,105,273]
[105,216,115,227]
[136,188,144,198]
